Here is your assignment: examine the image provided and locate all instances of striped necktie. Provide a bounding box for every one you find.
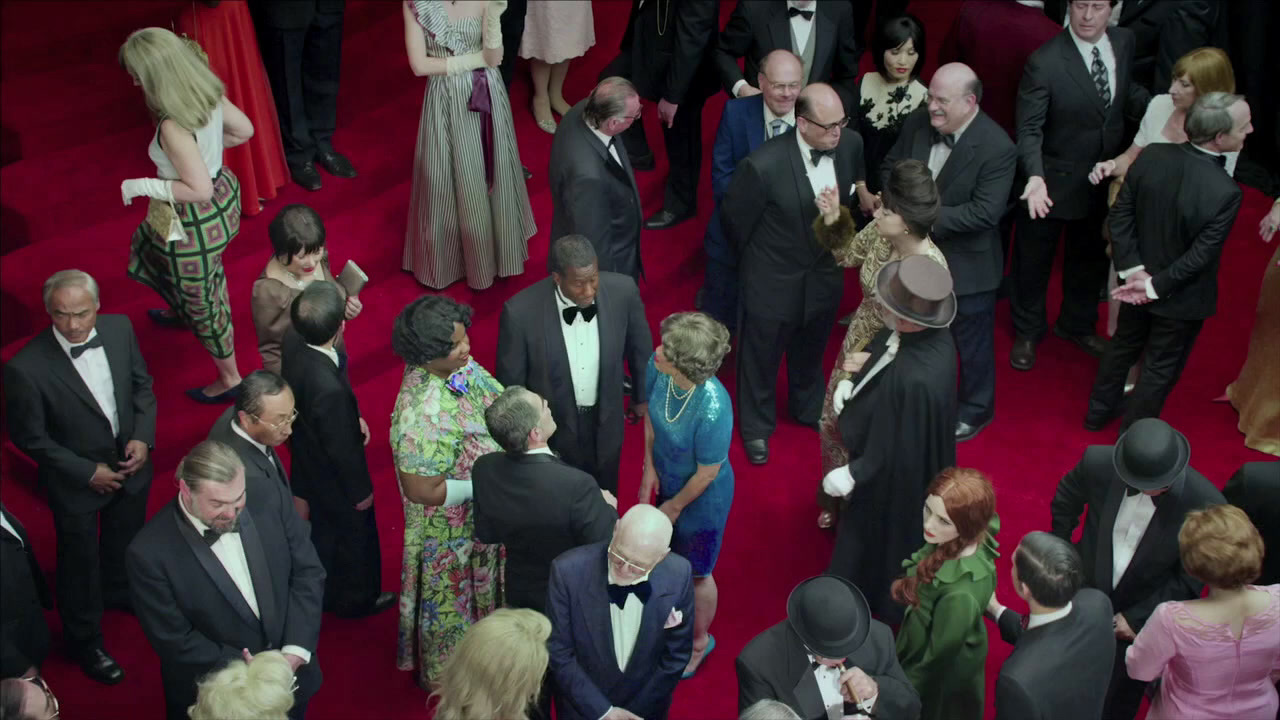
[770,119,787,138]
[1091,46,1111,107]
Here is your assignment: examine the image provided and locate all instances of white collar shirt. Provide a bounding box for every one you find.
[606,567,651,672]
[53,326,119,438]
[1026,601,1074,630]
[1112,490,1158,589]
[587,120,622,166]
[526,446,555,457]
[796,130,840,197]
[764,103,796,140]
[927,110,978,178]
[554,285,600,408]
[1068,24,1116,106]
[0,511,22,547]
[230,419,286,479]
[306,343,340,368]
[805,654,878,719]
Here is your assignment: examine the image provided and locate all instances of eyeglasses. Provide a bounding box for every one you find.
[800,115,849,133]
[607,543,652,575]
[24,675,59,720]
[250,408,298,432]
[763,77,802,92]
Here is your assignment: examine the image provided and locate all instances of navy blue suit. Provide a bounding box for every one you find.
[547,542,694,720]
[703,94,772,330]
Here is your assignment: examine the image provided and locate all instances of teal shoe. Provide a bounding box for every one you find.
[681,634,715,680]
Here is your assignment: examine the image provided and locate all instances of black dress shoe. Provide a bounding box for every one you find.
[522,165,533,180]
[340,591,397,618]
[629,152,655,171]
[147,308,185,328]
[645,209,693,230]
[291,162,323,191]
[955,418,992,443]
[316,150,357,178]
[744,439,768,465]
[79,647,125,685]
[1084,400,1126,431]
[1010,338,1037,371]
[1053,326,1108,358]
[185,384,241,405]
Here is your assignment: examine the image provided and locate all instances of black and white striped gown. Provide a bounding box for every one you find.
[404,0,535,290]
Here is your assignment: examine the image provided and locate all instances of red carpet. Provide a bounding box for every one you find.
[1,2,1274,718]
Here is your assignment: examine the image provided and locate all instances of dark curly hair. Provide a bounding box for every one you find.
[881,159,941,239]
[391,295,473,367]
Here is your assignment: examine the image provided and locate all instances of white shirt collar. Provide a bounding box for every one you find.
[1192,143,1224,158]
[526,446,555,456]
[230,417,270,456]
[307,343,340,368]
[764,102,796,129]
[52,325,100,357]
[1068,23,1111,54]
[177,495,212,535]
[1026,601,1074,630]
[586,118,614,150]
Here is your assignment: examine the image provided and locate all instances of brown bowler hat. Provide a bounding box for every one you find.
[874,255,957,328]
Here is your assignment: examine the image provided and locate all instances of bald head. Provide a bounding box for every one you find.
[796,83,845,150]
[608,505,672,584]
[759,49,804,118]
[927,63,981,135]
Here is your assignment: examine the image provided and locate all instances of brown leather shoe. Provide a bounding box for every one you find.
[1010,337,1037,371]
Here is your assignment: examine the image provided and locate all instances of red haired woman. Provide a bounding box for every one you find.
[892,467,998,720]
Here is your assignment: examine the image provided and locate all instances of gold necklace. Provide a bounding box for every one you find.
[664,377,695,423]
[656,0,670,36]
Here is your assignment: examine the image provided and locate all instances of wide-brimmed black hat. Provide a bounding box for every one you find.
[786,575,871,659]
[1113,418,1190,491]
[874,255,957,329]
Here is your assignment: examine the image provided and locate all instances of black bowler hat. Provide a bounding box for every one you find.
[1113,418,1190,491]
[786,575,871,659]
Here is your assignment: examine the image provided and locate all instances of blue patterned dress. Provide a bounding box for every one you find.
[645,354,734,576]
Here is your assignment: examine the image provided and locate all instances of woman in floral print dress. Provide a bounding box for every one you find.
[389,295,504,689]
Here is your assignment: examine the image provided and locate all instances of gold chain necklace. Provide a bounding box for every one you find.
[664,377,695,423]
[656,0,670,36]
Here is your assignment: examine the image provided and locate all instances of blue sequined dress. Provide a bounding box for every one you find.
[645,354,735,576]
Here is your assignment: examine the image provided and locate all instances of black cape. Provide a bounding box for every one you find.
[827,326,958,621]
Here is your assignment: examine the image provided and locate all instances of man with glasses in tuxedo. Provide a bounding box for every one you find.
[207,370,304,520]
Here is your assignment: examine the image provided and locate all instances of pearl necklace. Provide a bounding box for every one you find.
[664,377,696,423]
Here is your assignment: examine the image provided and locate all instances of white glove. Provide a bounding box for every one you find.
[445,51,488,76]
[482,1,507,49]
[121,178,175,206]
[822,466,856,498]
[442,479,473,507]
[832,379,854,415]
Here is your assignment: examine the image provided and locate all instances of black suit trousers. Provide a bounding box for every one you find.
[1103,638,1146,720]
[738,306,839,441]
[1088,304,1203,431]
[702,256,739,333]
[1011,212,1110,339]
[498,0,528,89]
[600,56,707,217]
[951,291,998,424]
[554,406,621,494]
[312,502,381,616]
[254,5,344,167]
[50,488,148,648]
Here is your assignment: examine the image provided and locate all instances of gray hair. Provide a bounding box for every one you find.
[1185,91,1244,145]
[548,235,598,275]
[234,370,291,419]
[484,386,541,453]
[740,700,802,720]
[659,312,731,385]
[176,440,244,492]
[584,76,637,128]
[42,269,100,311]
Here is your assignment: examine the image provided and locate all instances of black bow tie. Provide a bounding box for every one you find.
[607,580,651,610]
[1125,487,1166,506]
[788,6,814,21]
[809,147,835,166]
[201,528,231,546]
[69,335,103,359]
[562,305,598,324]
[932,130,956,149]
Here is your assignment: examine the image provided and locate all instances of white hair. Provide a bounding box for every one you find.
[42,269,100,311]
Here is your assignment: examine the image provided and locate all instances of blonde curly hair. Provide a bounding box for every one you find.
[119,27,224,132]
[187,650,295,720]
[432,609,551,720]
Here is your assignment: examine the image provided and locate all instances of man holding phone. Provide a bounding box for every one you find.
[4,270,157,686]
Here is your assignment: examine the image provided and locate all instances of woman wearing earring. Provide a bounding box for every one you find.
[520,0,594,134]
[638,311,734,679]
[814,159,947,529]
[893,467,998,720]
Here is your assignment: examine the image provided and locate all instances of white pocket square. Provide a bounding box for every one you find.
[664,608,683,629]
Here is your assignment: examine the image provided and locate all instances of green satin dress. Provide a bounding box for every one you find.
[895,516,1000,720]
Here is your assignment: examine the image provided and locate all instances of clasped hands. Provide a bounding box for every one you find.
[1112,269,1153,306]
[90,440,150,494]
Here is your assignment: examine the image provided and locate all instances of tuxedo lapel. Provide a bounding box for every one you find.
[1096,480,1126,592]
[606,128,642,206]
[541,281,579,436]
[811,8,834,77]
[785,627,826,720]
[38,332,111,433]
[173,504,262,630]
[624,573,675,675]
[0,506,30,546]
[936,132,975,190]
[1117,480,1181,595]
[593,279,616,400]
[577,550,619,680]
[1059,34,1106,117]
[767,9,790,57]
[788,141,817,226]
[237,510,280,641]
[101,324,132,430]
[910,120,934,165]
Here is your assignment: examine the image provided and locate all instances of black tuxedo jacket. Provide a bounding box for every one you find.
[247,0,344,30]
[207,407,293,516]
[1108,143,1242,321]
[1016,27,1149,219]
[994,588,1116,720]
[0,505,51,678]
[616,0,719,105]
[1224,461,1280,585]
[4,315,157,514]
[496,275,652,474]
[547,543,694,720]
[280,331,372,511]
[736,620,921,720]
[126,484,325,719]
[472,451,616,613]
[722,127,864,322]
[882,107,1016,295]
[549,104,644,279]
[714,0,861,109]
[1050,445,1224,631]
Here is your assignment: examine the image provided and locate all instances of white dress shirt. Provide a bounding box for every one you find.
[806,654,877,719]
[796,131,839,197]
[306,343,340,368]
[53,327,119,438]
[0,512,22,547]
[1111,491,1158,589]
[927,110,978,179]
[555,285,601,408]
[764,102,796,139]
[1026,601,1074,630]
[177,497,311,664]
[731,1,817,97]
[1067,24,1116,105]
[587,120,622,166]
[606,568,650,671]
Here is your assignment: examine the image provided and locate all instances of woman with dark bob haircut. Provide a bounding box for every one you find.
[389,295,505,689]
[1126,504,1279,720]
[812,159,947,529]
[852,14,928,213]
[251,204,362,373]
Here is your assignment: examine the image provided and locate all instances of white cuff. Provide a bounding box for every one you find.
[731,79,749,97]
[443,479,473,507]
[598,707,615,720]
[1144,278,1158,300]
[822,466,855,498]
[1117,264,1145,280]
[281,645,311,664]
